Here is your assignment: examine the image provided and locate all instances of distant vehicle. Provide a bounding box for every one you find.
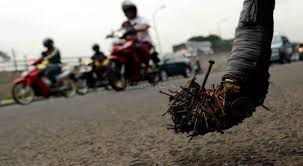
[290,43,301,61]
[173,41,214,57]
[271,32,293,63]
[159,53,192,81]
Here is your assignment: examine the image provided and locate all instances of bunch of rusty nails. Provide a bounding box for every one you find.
[160,60,233,141]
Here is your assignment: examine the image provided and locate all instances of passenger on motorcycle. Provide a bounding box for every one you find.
[91,44,108,79]
[40,38,62,84]
[91,44,106,62]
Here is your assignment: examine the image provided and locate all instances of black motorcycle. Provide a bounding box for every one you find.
[75,58,119,95]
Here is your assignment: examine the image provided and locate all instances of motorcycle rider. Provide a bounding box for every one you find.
[91,44,106,62]
[122,0,152,63]
[122,14,161,66]
[83,44,109,89]
[41,38,62,84]
[91,44,107,78]
[121,0,159,81]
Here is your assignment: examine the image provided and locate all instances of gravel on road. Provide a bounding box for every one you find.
[0,62,302,166]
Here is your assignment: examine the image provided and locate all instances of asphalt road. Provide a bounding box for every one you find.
[0,62,302,166]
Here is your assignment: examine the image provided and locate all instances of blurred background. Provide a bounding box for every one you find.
[0,0,302,58]
[1,0,303,100]
[1,1,303,165]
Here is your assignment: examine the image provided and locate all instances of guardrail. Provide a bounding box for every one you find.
[0,56,91,72]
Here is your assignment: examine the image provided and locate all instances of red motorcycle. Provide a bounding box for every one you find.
[107,28,160,91]
[12,59,77,105]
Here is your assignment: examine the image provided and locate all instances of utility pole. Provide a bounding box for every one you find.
[11,49,18,73]
[217,18,228,37]
[23,55,28,71]
[153,5,166,54]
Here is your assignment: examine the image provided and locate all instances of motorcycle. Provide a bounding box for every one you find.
[72,61,90,95]
[75,58,113,95]
[107,28,160,91]
[12,59,77,105]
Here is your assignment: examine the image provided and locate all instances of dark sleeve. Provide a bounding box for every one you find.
[57,50,61,58]
[100,52,106,58]
[57,50,62,63]
[41,51,47,58]
[91,54,96,61]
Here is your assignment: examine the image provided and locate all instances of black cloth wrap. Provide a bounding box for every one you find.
[223,0,275,106]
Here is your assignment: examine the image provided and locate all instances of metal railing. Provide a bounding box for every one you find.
[0,56,91,72]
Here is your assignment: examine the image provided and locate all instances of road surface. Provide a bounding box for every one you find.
[0,62,302,166]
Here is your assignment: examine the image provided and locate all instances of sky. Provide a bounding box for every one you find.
[0,0,302,59]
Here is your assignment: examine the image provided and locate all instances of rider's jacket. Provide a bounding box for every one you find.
[91,51,106,62]
[128,16,151,43]
[42,48,61,64]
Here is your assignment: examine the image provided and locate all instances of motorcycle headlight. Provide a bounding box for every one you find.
[117,32,124,38]
[122,41,133,49]
[21,71,29,77]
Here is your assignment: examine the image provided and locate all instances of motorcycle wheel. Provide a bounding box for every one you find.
[76,79,89,95]
[109,72,127,91]
[12,83,34,105]
[62,79,77,97]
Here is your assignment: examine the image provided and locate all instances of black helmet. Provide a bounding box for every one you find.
[92,44,100,51]
[43,38,54,48]
[122,0,137,14]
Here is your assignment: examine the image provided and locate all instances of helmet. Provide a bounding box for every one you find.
[43,38,54,48]
[92,44,100,51]
[122,0,137,14]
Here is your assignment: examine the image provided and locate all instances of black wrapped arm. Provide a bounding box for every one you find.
[223,0,275,106]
